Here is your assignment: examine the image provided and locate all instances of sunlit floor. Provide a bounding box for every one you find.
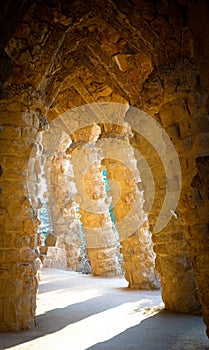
[1,268,208,350]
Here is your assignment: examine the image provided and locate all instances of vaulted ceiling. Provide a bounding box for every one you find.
[1,0,209,123]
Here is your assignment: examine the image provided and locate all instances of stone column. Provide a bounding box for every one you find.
[153,219,200,313]
[121,224,160,290]
[0,105,40,330]
[50,152,84,271]
[155,95,205,314]
[71,124,122,276]
[41,124,85,272]
[101,123,159,289]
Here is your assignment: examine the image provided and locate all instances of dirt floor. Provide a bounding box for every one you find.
[0,268,208,350]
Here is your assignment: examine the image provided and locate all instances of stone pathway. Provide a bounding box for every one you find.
[0,269,208,350]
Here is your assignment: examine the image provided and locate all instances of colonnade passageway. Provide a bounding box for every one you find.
[0,268,208,350]
[0,0,209,344]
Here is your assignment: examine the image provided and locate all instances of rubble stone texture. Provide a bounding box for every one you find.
[0,0,208,337]
[70,125,122,277]
[100,123,159,289]
[48,152,84,271]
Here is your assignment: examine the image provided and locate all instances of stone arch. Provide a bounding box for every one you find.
[0,0,208,336]
[37,109,159,286]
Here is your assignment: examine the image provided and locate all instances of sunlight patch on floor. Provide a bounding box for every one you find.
[36,288,104,314]
[3,270,208,350]
[13,301,164,350]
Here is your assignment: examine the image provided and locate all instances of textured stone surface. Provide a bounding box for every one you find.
[0,0,208,335]
[0,107,39,331]
[121,228,160,290]
[42,245,67,270]
[70,125,123,277]
[100,124,159,289]
[45,233,57,247]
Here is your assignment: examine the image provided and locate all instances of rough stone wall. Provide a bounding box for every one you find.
[42,244,67,270]
[0,0,208,335]
[191,156,209,335]
[40,234,69,270]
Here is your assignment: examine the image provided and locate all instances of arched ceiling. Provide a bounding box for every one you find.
[0,1,198,116]
[0,0,209,121]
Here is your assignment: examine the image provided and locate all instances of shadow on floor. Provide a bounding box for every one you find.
[86,309,208,350]
[1,269,208,350]
[0,291,155,349]
[1,301,208,350]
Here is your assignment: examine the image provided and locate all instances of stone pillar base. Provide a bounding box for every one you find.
[87,246,123,277]
[159,261,201,314]
[121,230,160,290]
